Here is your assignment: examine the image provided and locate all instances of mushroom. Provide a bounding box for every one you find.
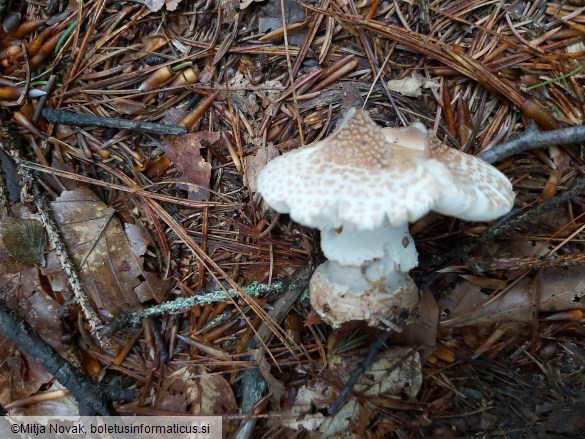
[257,109,515,328]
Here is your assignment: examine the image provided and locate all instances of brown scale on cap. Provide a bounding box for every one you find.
[319,109,393,168]
[428,134,515,217]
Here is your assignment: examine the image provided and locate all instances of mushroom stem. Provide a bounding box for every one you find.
[311,222,420,328]
[320,223,418,270]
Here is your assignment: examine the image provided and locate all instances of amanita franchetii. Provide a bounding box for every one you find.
[257,109,515,328]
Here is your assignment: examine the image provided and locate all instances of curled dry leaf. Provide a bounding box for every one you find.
[284,399,364,437]
[284,347,421,433]
[163,132,217,200]
[440,266,585,327]
[133,0,164,12]
[229,72,260,116]
[164,0,182,11]
[41,188,168,317]
[313,401,362,438]
[328,347,422,399]
[282,380,336,431]
[239,0,266,10]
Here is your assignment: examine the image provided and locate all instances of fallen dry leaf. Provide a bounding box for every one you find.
[41,188,168,317]
[239,0,265,10]
[164,0,182,11]
[390,289,439,362]
[0,218,46,266]
[156,365,237,435]
[281,381,335,431]
[0,232,77,408]
[440,266,585,327]
[163,132,217,200]
[0,292,56,408]
[156,365,237,414]
[311,400,362,438]
[244,143,279,192]
[283,399,363,437]
[228,72,260,116]
[328,347,422,399]
[283,347,421,433]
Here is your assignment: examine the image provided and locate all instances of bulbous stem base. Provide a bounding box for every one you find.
[309,260,420,329]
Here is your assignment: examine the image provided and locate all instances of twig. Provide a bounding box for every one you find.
[0,152,10,219]
[104,386,138,402]
[472,253,585,272]
[235,272,309,439]
[31,184,103,330]
[0,299,115,416]
[280,0,304,146]
[0,132,103,331]
[33,75,57,123]
[42,108,188,136]
[479,124,585,164]
[100,280,290,336]
[423,177,585,270]
[327,330,392,415]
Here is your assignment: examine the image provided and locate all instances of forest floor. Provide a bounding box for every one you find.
[0,0,585,438]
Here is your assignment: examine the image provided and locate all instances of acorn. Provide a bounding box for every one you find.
[0,217,47,266]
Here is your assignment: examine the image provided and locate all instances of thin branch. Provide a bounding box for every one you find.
[423,177,585,270]
[472,253,585,272]
[479,124,585,164]
[235,273,309,439]
[42,108,188,136]
[99,279,294,336]
[328,330,392,415]
[31,185,104,330]
[0,133,103,331]
[0,151,10,219]
[0,299,115,416]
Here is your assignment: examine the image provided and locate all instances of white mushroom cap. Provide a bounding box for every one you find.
[258,109,515,327]
[257,110,441,232]
[427,135,515,221]
[259,110,514,240]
